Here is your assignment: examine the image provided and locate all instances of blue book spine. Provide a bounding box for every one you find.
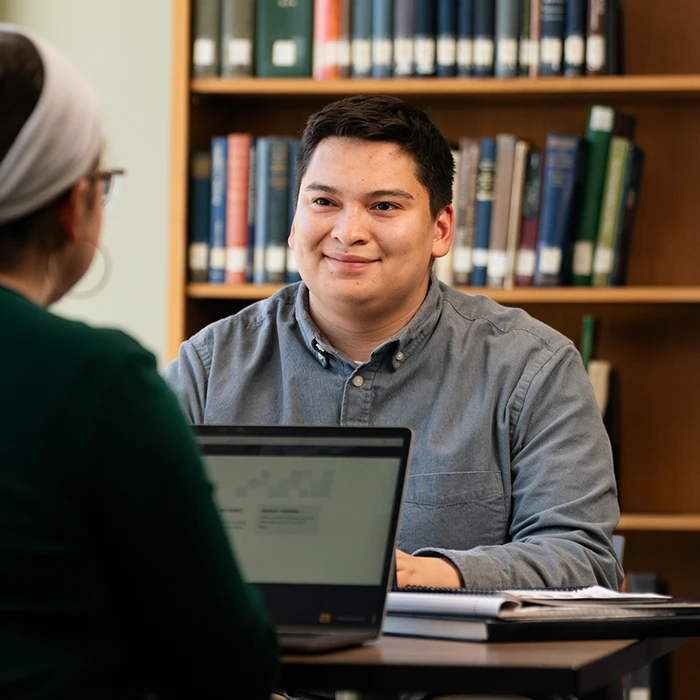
[393,0,416,77]
[246,139,256,283]
[540,0,566,76]
[187,151,211,283]
[471,137,496,286]
[253,137,270,284]
[371,0,394,78]
[534,134,582,287]
[413,0,436,77]
[564,0,586,76]
[456,0,474,77]
[472,0,495,78]
[209,136,227,284]
[287,138,302,283]
[436,0,458,77]
[495,0,520,78]
[265,138,291,284]
[351,0,373,77]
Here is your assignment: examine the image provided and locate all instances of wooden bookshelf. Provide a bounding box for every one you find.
[169,1,700,696]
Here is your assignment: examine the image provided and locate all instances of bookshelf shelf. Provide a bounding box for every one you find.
[618,514,700,532]
[191,75,700,102]
[187,284,700,304]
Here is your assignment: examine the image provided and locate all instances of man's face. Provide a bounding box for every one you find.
[289,137,452,321]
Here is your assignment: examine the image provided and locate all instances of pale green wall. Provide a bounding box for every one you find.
[0,0,173,366]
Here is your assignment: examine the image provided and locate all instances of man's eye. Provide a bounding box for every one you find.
[313,197,332,206]
[374,202,397,211]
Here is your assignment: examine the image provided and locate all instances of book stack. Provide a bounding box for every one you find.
[191,0,623,80]
[383,585,700,643]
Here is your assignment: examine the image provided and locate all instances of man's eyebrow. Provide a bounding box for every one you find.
[304,182,415,200]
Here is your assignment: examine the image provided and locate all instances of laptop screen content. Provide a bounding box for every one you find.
[195,426,410,629]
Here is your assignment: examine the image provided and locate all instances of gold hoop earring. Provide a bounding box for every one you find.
[46,240,112,300]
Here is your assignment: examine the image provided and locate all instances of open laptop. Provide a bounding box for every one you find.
[194,424,411,652]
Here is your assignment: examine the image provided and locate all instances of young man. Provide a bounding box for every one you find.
[164,95,622,592]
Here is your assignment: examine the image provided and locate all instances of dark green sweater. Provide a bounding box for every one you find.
[0,285,278,699]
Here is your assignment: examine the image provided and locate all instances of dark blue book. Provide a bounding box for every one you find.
[472,0,495,77]
[253,138,270,284]
[471,137,496,286]
[393,0,416,77]
[564,0,586,76]
[351,0,373,77]
[187,151,212,283]
[495,0,520,78]
[287,138,302,283]
[457,0,475,77]
[413,0,436,76]
[245,139,257,283]
[209,136,227,284]
[372,0,394,77]
[436,0,458,77]
[534,134,582,286]
[540,0,566,76]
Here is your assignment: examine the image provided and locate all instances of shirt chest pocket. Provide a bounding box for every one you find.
[399,470,508,552]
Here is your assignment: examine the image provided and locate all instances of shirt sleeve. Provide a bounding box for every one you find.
[161,338,210,423]
[89,349,279,699]
[414,343,624,591]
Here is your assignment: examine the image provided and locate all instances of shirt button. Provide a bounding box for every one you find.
[395,351,405,362]
[352,375,364,387]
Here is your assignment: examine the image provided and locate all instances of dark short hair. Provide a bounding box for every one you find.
[294,95,454,220]
[0,30,71,267]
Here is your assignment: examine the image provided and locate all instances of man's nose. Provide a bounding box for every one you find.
[332,207,371,245]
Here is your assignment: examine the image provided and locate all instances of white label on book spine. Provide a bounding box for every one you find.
[457,39,473,69]
[227,39,252,67]
[515,249,536,277]
[437,37,456,66]
[572,241,594,276]
[226,247,247,273]
[394,38,414,69]
[352,39,372,73]
[586,36,606,71]
[453,247,473,273]
[188,242,209,270]
[193,38,216,67]
[287,248,299,273]
[564,35,585,66]
[372,38,392,66]
[540,37,562,68]
[487,250,507,278]
[628,688,651,700]
[209,246,226,269]
[415,38,436,73]
[497,38,518,69]
[337,39,351,68]
[593,246,614,274]
[473,39,494,67]
[472,247,489,268]
[528,39,540,67]
[519,38,531,67]
[590,106,615,132]
[272,39,298,67]
[538,246,562,275]
[324,40,339,66]
[266,245,287,274]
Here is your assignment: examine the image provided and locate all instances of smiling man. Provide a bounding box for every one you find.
[163,95,622,595]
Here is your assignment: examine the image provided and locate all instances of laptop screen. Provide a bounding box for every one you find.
[195,425,411,628]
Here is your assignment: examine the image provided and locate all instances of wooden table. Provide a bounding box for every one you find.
[282,635,686,699]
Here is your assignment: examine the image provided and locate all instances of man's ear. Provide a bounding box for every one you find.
[55,180,89,242]
[288,220,296,249]
[431,204,454,259]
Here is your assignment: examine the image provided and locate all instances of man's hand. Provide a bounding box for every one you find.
[395,549,463,589]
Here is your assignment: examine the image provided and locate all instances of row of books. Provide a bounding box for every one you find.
[192,0,621,80]
[436,104,644,289]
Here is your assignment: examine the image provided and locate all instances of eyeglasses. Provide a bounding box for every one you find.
[89,168,126,207]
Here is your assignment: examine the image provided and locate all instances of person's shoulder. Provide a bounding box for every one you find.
[440,284,572,353]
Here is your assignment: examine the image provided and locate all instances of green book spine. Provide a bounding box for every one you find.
[570,105,616,286]
[220,0,255,77]
[579,314,596,371]
[591,136,631,287]
[192,0,221,77]
[255,0,314,77]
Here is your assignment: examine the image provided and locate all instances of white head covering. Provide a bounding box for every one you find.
[0,24,103,224]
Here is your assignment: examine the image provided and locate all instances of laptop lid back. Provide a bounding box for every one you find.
[195,425,411,632]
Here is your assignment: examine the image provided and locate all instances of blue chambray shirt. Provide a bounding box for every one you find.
[163,275,623,591]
